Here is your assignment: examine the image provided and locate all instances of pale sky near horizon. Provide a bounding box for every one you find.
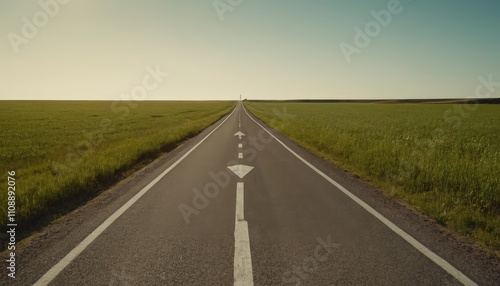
[1,0,499,101]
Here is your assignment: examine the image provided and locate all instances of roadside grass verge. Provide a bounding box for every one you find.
[0,101,235,243]
[245,101,500,256]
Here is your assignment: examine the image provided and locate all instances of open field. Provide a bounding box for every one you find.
[0,101,235,238]
[245,101,500,255]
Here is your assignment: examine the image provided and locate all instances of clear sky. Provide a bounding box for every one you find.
[1,0,499,100]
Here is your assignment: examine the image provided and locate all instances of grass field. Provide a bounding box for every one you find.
[0,101,235,238]
[245,101,500,255]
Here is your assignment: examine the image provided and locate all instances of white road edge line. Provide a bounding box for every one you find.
[33,105,239,286]
[242,105,477,286]
[234,182,253,286]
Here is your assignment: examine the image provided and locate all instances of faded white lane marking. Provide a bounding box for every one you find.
[238,143,243,148]
[238,152,243,159]
[235,182,245,221]
[234,182,253,285]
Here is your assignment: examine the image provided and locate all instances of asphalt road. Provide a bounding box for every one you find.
[2,102,499,285]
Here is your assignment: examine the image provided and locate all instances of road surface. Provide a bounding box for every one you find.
[2,102,499,285]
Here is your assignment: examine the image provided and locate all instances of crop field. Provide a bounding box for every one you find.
[245,101,500,255]
[0,101,235,235]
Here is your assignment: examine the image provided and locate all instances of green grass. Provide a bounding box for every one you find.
[0,101,235,237]
[245,101,500,256]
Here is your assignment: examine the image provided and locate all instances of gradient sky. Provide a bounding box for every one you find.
[1,0,499,100]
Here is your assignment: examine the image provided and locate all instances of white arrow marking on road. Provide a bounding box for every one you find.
[228,164,254,179]
[234,131,245,139]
